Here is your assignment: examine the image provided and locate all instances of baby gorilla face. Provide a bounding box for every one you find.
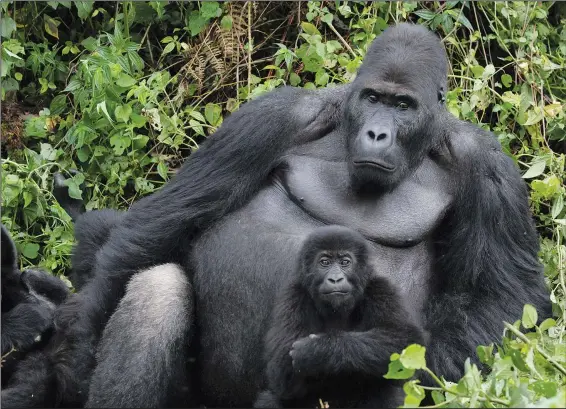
[309,250,363,315]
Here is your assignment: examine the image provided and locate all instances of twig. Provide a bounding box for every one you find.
[504,321,566,376]
[326,23,356,58]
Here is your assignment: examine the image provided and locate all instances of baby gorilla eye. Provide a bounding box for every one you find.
[319,257,331,267]
[396,101,409,110]
[339,259,351,267]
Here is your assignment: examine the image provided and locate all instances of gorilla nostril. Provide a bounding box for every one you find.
[376,133,388,141]
[367,130,376,140]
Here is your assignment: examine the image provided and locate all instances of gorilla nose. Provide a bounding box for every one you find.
[327,276,344,284]
[367,129,389,141]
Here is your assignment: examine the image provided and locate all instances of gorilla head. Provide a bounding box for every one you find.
[345,23,449,192]
[298,225,370,318]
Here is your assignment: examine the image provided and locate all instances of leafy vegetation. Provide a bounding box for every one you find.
[1,1,564,407]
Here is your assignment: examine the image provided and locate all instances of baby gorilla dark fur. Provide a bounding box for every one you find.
[255,226,424,408]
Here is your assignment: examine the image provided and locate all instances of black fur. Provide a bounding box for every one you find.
[255,226,423,408]
[1,225,69,405]
[46,85,343,406]
[69,209,125,291]
[33,22,549,407]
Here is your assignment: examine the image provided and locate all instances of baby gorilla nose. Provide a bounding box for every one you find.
[327,275,344,284]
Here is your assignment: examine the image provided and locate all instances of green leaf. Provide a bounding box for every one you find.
[115,104,132,123]
[384,357,415,380]
[1,16,16,38]
[414,10,436,21]
[187,10,208,37]
[96,101,113,123]
[49,94,67,115]
[110,133,131,155]
[551,194,564,219]
[321,13,333,25]
[188,110,206,123]
[315,71,329,86]
[538,318,557,333]
[162,41,175,55]
[522,304,538,329]
[220,15,233,31]
[116,73,137,88]
[157,162,168,181]
[64,79,82,92]
[204,103,222,126]
[130,112,147,128]
[289,72,301,86]
[75,1,94,20]
[301,22,321,36]
[81,36,97,51]
[40,143,57,161]
[522,159,546,179]
[64,173,84,200]
[44,15,60,39]
[501,73,513,88]
[22,243,40,259]
[403,380,426,408]
[476,344,495,366]
[532,381,558,398]
[76,146,90,162]
[399,344,427,370]
[200,1,221,19]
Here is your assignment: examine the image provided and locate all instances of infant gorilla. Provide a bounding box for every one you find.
[254,226,424,408]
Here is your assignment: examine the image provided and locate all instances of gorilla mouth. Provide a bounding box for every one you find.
[353,160,396,172]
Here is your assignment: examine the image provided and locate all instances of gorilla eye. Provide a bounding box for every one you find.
[367,93,379,104]
[339,259,351,267]
[319,258,331,267]
[396,101,409,110]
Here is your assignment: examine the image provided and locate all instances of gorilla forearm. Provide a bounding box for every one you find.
[304,326,424,377]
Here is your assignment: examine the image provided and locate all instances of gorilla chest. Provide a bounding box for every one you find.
[192,154,451,315]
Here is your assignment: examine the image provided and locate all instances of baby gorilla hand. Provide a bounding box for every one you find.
[289,334,321,375]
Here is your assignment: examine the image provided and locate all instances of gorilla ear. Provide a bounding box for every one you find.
[438,87,446,105]
[1,224,18,271]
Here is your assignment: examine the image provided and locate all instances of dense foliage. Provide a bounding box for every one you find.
[1,1,564,407]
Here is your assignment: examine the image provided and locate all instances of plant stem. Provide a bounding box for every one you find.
[504,321,566,376]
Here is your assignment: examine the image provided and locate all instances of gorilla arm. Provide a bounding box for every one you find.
[424,120,552,382]
[290,278,425,378]
[51,85,346,403]
[264,285,317,400]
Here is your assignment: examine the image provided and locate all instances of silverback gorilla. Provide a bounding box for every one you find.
[254,226,423,408]
[18,23,550,408]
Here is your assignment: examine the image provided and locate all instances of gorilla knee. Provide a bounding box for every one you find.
[87,264,194,408]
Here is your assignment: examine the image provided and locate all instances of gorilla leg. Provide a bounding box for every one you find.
[86,264,194,408]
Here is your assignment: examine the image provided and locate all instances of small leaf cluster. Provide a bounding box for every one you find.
[385,304,565,408]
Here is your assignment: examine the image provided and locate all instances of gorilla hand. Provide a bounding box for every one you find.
[289,334,321,375]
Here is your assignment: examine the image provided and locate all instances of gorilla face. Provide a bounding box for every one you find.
[344,24,448,193]
[299,226,370,317]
